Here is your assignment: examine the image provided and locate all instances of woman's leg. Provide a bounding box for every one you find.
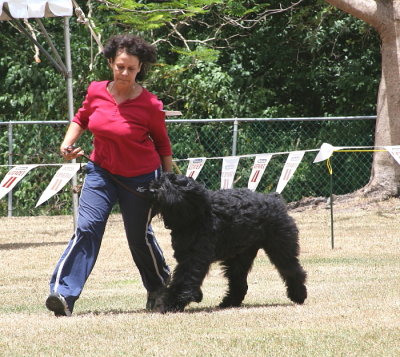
[48,163,117,313]
[117,170,170,294]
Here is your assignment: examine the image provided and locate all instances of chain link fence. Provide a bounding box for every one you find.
[0,117,376,216]
[168,117,375,200]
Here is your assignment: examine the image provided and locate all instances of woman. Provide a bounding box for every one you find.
[46,34,172,316]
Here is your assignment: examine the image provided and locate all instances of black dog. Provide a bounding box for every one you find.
[149,173,307,313]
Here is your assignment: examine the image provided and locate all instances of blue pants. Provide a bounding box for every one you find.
[49,162,170,311]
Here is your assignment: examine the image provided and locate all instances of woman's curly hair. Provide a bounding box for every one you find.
[103,35,157,81]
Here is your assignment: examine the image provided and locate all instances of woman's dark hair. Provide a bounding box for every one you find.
[103,35,157,81]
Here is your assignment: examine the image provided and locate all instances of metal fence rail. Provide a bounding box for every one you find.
[0,116,376,216]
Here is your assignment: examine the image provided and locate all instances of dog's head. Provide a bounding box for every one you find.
[149,173,210,229]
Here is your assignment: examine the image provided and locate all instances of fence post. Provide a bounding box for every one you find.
[232,119,239,156]
[64,16,78,229]
[7,122,13,217]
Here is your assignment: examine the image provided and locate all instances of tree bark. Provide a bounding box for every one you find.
[326,0,400,197]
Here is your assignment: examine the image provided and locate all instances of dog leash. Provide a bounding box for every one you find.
[64,146,149,200]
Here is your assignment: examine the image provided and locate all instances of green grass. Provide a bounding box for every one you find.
[0,200,400,356]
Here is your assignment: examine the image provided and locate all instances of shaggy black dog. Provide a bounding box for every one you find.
[149,173,307,313]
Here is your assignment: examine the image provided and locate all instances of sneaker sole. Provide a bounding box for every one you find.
[46,295,71,317]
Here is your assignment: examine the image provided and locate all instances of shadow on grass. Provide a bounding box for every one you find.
[0,241,67,250]
[186,302,294,313]
[76,302,293,316]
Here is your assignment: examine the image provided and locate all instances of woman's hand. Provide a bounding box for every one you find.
[60,122,86,161]
[60,145,84,161]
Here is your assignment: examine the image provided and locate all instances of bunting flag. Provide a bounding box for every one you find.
[185,157,207,180]
[313,143,339,163]
[35,164,81,207]
[247,154,273,191]
[220,156,240,189]
[385,146,400,165]
[276,151,305,193]
[0,165,39,199]
[5,146,390,209]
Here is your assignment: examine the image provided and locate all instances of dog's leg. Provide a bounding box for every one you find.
[219,247,259,308]
[276,258,307,305]
[158,253,212,313]
[263,241,307,304]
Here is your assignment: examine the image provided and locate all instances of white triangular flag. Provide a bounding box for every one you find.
[385,146,400,165]
[247,154,273,191]
[185,157,206,180]
[313,143,337,163]
[276,151,305,193]
[0,165,38,199]
[220,157,240,189]
[36,164,81,207]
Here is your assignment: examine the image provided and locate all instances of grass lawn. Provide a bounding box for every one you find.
[0,198,399,356]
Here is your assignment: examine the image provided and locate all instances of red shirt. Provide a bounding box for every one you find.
[73,81,172,177]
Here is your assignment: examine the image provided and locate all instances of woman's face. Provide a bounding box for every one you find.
[109,50,142,88]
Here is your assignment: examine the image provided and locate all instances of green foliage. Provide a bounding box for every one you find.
[104,0,223,30]
[172,46,220,62]
[153,59,238,118]
[143,0,380,119]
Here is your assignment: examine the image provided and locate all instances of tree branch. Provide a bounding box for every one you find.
[324,0,382,28]
[23,19,41,63]
[222,0,304,29]
[167,21,190,50]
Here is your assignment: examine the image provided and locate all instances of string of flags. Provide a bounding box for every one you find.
[1,143,400,208]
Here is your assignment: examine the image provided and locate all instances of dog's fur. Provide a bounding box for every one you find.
[149,173,307,313]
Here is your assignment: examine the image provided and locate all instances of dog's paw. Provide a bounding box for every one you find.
[157,303,185,314]
[218,297,243,309]
[193,289,203,303]
[152,295,167,313]
[287,284,307,305]
[153,296,186,314]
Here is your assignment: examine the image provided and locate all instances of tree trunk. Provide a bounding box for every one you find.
[368,32,400,197]
[325,0,400,198]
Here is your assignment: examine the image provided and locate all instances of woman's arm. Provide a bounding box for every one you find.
[160,155,173,173]
[60,122,86,160]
